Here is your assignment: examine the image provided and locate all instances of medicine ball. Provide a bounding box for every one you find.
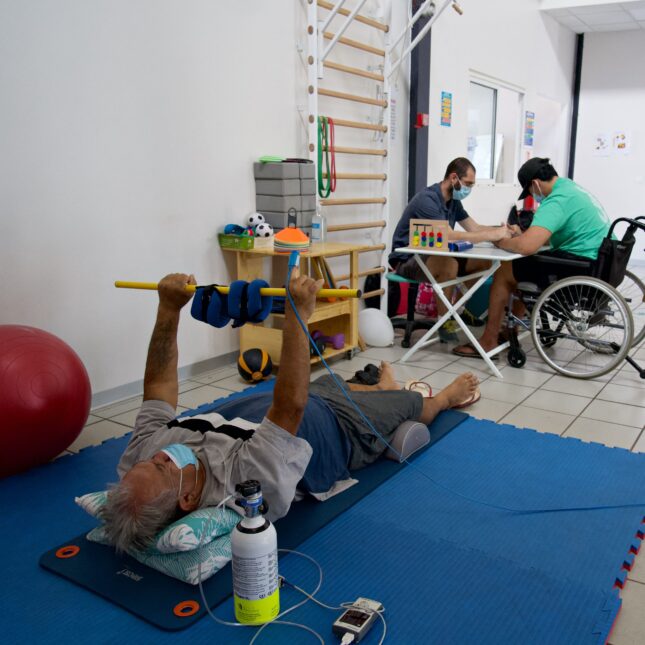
[237,348,273,383]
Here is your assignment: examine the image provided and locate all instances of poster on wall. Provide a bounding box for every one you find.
[440,91,452,127]
[523,111,535,147]
[613,131,631,155]
[593,133,611,157]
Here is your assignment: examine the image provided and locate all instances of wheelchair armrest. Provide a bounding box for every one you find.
[531,255,592,270]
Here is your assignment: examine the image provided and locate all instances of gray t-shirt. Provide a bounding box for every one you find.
[117,400,313,522]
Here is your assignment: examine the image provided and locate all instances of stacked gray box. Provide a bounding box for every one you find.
[254,161,316,231]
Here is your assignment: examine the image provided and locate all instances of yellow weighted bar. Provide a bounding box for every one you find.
[114,281,362,299]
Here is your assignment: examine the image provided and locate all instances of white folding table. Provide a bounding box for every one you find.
[394,244,524,378]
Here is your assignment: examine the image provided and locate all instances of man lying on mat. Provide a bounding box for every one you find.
[102,272,479,553]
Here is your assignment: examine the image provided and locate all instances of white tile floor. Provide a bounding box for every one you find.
[71,269,645,643]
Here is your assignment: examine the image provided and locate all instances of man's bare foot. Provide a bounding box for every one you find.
[378,361,400,391]
[436,372,479,408]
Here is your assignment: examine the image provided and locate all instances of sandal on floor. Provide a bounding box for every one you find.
[404,380,433,398]
[452,343,499,360]
[451,386,481,410]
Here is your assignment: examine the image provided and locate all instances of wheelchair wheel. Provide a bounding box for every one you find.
[618,269,645,346]
[531,276,634,379]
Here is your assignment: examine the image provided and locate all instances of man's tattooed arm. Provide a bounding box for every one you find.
[143,307,181,408]
[141,273,195,408]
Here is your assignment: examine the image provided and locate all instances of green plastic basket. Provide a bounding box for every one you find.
[218,234,254,250]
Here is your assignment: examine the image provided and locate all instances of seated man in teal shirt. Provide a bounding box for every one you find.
[454,157,611,358]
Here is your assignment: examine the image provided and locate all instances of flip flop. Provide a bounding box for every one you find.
[452,343,499,360]
[451,386,481,410]
[404,380,433,398]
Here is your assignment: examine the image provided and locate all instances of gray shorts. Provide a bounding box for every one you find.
[309,374,424,470]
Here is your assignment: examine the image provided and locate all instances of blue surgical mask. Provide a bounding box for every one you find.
[532,181,544,204]
[452,182,472,201]
[161,443,199,471]
[161,443,199,498]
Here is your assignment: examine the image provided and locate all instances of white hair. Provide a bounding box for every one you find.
[100,482,179,553]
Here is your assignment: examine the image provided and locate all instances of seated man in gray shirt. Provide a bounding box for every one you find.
[102,271,478,553]
[389,157,511,341]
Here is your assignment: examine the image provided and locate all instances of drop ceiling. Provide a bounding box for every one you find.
[542,1,645,32]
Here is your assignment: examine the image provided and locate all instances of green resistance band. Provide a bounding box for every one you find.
[317,116,331,199]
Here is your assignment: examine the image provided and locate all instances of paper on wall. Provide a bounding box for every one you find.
[613,131,631,156]
[593,133,611,157]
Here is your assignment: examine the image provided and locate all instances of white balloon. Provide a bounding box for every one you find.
[358,308,394,347]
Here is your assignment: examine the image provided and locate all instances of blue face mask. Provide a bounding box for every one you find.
[161,443,199,471]
[161,444,199,498]
[452,182,472,201]
[532,182,544,204]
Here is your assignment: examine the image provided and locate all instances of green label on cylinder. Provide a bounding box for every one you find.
[234,588,280,625]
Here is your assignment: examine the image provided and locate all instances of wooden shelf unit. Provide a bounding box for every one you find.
[222,242,367,365]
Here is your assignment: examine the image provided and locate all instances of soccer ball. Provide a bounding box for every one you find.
[248,212,265,227]
[255,223,274,238]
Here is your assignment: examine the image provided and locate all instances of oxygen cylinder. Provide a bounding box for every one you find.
[231,480,280,625]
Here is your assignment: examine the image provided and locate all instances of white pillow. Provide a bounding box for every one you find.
[75,490,239,554]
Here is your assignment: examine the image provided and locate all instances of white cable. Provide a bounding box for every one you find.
[266,621,324,644]
[194,492,385,644]
[292,591,388,643]
[283,559,388,645]
[249,549,325,644]
[375,608,387,645]
[288,582,343,611]
[197,535,328,644]
[339,602,388,645]
[196,495,248,628]
[341,633,355,644]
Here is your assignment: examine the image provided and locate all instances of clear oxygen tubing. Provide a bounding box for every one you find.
[284,257,645,516]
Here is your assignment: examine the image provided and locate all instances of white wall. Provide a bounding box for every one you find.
[0,1,303,398]
[426,0,577,224]
[0,0,579,404]
[0,1,410,403]
[574,30,645,262]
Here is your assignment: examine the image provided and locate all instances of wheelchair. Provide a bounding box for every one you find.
[503,217,645,380]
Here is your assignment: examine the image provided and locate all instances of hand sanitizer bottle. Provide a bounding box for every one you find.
[311,209,325,242]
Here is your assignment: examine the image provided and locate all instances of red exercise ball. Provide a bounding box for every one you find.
[0,325,91,478]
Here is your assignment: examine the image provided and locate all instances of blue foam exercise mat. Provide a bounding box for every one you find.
[265,419,645,644]
[34,380,466,631]
[3,382,645,643]
[39,407,466,631]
